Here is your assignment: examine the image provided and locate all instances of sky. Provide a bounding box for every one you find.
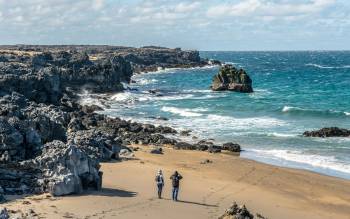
[0,0,349,51]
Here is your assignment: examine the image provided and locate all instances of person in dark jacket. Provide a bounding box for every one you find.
[155,170,164,199]
[170,171,183,201]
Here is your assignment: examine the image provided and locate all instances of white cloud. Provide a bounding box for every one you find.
[0,0,348,50]
[92,0,105,10]
[174,2,201,13]
[207,0,336,18]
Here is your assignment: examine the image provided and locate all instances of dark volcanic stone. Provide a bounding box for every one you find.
[174,142,197,150]
[150,147,163,154]
[303,127,350,137]
[211,64,253,93]
[222,142,241,152]
[208,145,221,153]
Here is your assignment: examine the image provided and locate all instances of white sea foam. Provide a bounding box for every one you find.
[169,115,287,134]
[249,88,272,99]
[139,65,218,75]
[161,106,203,117]
[109,91,197,104]
[282,106,301,112]
[267,132,298,138]
[183,89,212,93]
[110,92,138,103]
[224,62,240,65]
[282,105,349,117]
[77,90,108,108]
[248,149,350,175]
[306,63,350,69]
[134,78,158,85]
[206,114,287,129]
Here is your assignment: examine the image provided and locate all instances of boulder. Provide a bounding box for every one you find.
[119,148,135,159]
[211,65,253,93]
[208,145,221,153]
[195,140,213,151]
[222,142,241,152]
[303,127,350,137]
[31,140,102,196]
[174,142,197,150]
[150,147,163,154]
[219,202,254,219]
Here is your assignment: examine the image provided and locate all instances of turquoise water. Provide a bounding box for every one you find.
[103,51,350,179]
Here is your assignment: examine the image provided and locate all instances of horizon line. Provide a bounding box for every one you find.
[0,44,349,52]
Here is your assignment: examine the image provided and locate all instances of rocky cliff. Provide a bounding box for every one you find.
[0,47,181,198]
[0,45,221,200]
[0,45,216,74]
[211,64,253,93]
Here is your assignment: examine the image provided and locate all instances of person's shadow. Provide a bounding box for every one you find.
[162,198,218,207]
[80,188,137,197]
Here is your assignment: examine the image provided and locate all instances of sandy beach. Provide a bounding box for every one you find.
[3,146,350,219]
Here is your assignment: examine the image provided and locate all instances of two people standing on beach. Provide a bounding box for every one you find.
[155,170,183,201]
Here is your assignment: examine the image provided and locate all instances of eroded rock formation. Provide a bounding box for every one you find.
[211,65,253,93]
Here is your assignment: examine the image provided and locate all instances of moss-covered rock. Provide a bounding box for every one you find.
[211,64,253,93]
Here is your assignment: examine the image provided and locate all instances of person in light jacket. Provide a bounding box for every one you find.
[155,169,164,199]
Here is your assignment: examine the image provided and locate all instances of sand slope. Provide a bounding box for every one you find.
[3,146,350,219]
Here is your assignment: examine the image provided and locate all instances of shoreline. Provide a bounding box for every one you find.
[106,64,350,182]
[95,96,350,181]
[2,145,350,218]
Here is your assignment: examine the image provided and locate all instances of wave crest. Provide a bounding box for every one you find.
[161,106,203,117]
[306,63,350,69]
[282,106,349,117]
[247,149,350,175]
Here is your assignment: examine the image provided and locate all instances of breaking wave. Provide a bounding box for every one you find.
[161,106,203,117]
[306,63,350,69]
[246,149,350,177]
[282,106,350,117]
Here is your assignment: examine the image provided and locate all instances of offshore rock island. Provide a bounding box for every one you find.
[211,64,253,93]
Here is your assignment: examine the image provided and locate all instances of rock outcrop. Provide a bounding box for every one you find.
[173,140,242,154]
[222,142,241,152]
[30,141,102,196]
[219,202,254,219]
[211,65,253,93]
[303,127,350,137]
[0,46,224,200]
[0,45,218,74]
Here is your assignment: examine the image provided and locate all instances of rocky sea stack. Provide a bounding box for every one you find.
[211,64,253,93]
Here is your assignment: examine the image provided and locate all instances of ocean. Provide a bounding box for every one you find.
[101,51,350,179]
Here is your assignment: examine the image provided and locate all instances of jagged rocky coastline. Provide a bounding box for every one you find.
[0,46,228,201]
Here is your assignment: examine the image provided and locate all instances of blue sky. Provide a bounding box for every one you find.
[0,0,349,50]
